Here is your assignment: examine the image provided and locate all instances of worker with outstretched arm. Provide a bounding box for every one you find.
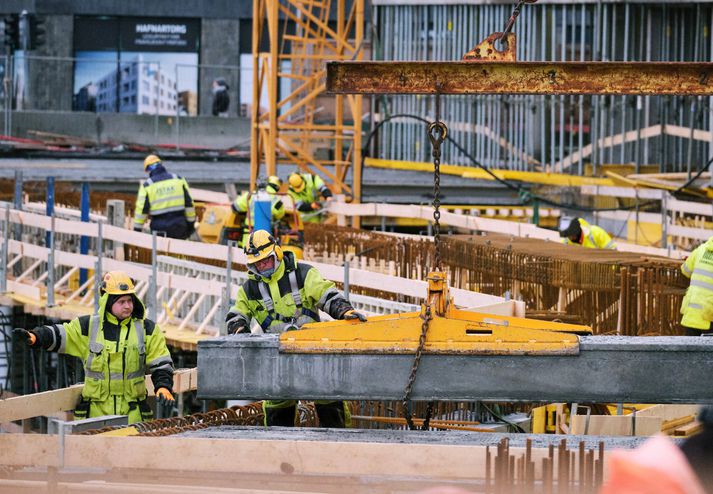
[225,229,367,427]
[679,236,713,336]
[13,271,175,424]
[286,172,333,223]
[559,216,616,250]
[134,154,196,240]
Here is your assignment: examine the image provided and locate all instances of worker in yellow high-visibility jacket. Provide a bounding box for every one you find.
[559,217,617,250]
[232,176,285,247]
[287,172,333,223]
[134,154,196,239]
[12,271,175,424]
[680,237,713,335]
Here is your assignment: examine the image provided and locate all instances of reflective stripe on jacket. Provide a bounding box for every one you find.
[562,218,617,250]
[134,172,196,227]
[229,251,351,332]
[680,237,713,330]
[44,292,174,423]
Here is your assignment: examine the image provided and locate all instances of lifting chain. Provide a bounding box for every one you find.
[402,304,434,430]
[500,0,537,43]
[400,92,448,431]
[427,91,447,271]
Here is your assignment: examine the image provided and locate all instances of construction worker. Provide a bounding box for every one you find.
[559,216,616,250]
[680,237,713,335]
[134,154,196,240]
[287,172,333,223]
[12,271,175,424]
[225,229,367,427]
[232,176,285,247]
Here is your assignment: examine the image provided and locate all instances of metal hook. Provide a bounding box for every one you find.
[427,121,448,149]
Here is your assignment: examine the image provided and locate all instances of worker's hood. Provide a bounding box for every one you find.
[99,291,145,321]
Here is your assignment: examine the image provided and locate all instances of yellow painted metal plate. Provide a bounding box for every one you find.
[279,310,589,356]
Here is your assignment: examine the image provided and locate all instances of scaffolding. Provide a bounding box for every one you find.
[250,0,365,207]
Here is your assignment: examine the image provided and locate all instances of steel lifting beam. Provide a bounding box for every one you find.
[197,335,713,403]
[326,61,713,96]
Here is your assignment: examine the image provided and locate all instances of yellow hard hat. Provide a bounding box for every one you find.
[143,154,162,172]
[267,175,282,193]
[244,230,283,277]
[100,271,136,296]
[288,173,306,193]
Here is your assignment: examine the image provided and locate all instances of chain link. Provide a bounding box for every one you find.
[427,93,447,272]
[402,304,433,430]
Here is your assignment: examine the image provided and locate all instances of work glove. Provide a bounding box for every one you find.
[310,202,321,211]
[133,226,143,233]
[13,328,36,346]
[274,200,284,210]
[342,310,367,323]
[187,221,196,235]
[156,387,175,406]
[226,312,249,335]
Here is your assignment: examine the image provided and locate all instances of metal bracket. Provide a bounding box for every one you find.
[463,32,517,62]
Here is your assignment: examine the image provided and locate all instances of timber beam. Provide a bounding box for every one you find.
[197,335,713,403]
[326,61,713,95]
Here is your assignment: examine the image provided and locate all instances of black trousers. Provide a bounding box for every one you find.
[265,401,347,428]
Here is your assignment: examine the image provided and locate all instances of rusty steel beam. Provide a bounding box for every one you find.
[326,61,713,96]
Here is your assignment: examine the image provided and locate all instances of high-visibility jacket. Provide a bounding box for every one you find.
[231,191,285,246]
[134,165,196,239]
[680,237,713,330]
[562,218,617,250]
[227,251,352,333]
[226,251,354,428]
[32,292,174,424]
[287,174,332,223]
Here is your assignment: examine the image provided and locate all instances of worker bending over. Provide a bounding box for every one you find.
[287,172,332,223]
[680,237,713,336]
[559,216,616,250]
[225,230,367,427]
[134,154,196,240]
[13,271,175,424]
[232,176,285,247]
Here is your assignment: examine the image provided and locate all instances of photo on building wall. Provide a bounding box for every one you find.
[72,16,200,116]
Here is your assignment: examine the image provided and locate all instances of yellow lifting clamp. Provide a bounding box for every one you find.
[280,271,592,356]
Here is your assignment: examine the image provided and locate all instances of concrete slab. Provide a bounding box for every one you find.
[197,334,713,403]
[174,425,657,449]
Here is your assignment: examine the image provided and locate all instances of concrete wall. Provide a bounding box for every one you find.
[200,19,242,117]
[12,110,250,149]
[26,15,74,112]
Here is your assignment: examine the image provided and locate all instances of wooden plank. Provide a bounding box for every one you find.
[0,433,606,480]
[0,384,83,423]
[6,280,42,300]
[580,185,665,200]
[570,415,662,436]
[667,197,713,217]
[674,421,703,437]
[0,369,197,422]
[191,188,230,204]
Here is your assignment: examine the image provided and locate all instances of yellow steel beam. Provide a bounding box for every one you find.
[365,157,614,187]
[327,61,713,95]
[280,309,590,356]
